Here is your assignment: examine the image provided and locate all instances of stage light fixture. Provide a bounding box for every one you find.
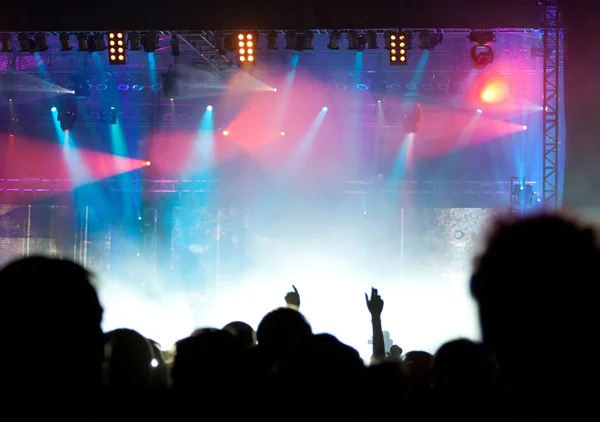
[171,35,180,56]
[347,31,359,50]
[327,31,341,50]
[267,31,278,49]
[223,130,229,136]
[470,44,495,70]
[207,105,213,111]
[76,33,88,51]
[142,32,159,52]
[295,31,314,51]
[34,33,49,52]
[403,103,422,134]
[366,30,378,49]
[57,102,78,132]
[419,31,443,50]
[128,32,142,51]
[236,32,255,65]
[58,33,72,51]
[1,34,12,52]
[285,31,296,50]
[322,107,328,112]
[51,107,57,112]
[370,80,387,103]
[389,32,408,66]
[163,69,179,99]
[476,108,482,113]
[146,161,151,166]
[18,33,34,52]
[93,33,106,51]
[108,32,126,65]
[280,131,285,136]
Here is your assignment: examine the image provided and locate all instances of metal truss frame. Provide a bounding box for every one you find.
[0,178,535,197]
[542,1,560,210]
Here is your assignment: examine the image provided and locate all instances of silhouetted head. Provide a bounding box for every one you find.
[106,328,163,393]
[223,321,257,347]
[404,351,433,388]
[172,328,246,391]
[433,339,497,393]
[257,307,312,359]
[0,257,104,392]
[389,344,403,360]
[471,214,600,370]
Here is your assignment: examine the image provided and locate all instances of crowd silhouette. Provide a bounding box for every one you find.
[1,213,597,420]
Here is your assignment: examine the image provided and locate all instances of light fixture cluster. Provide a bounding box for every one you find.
[388,32,407,65]
[237,32,255,65]
[108,32,126,65]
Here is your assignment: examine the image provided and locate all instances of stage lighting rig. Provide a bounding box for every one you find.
[57,98,78,132]
[1,34,12,52]
[236,32,255,65]
[366,30,378,49]
[76,33,88,51]
[34,33,49,52]
[327,31,341,50]
[348,31,367,51]
[108,32,126,65]
[296,31,314,51]
[285,31,296,50]
[403,103,422,134]
[93,33,106,51]
[18,33,35,53]
[163,69,179,99]
[469,31,496,71]
[142,32,159,52]
[59,33,72,51]
[388,32,408,65]
[370,80,387,103]
[419,31,443,50]
[267,31,278,49]
[128,32,142,51]
[171,35,180,56]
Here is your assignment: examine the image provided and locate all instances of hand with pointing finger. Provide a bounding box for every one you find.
[365,287,384,318]
[285,285,300,309]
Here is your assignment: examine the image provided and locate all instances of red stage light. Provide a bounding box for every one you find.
[223,130,229,136]
[479,78,510,104]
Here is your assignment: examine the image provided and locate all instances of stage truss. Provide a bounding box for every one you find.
[542,0,561,210]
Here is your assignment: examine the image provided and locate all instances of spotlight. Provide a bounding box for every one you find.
[295,31,314,51]
[18,33,34,52]
[207,105,213,111]
[171,35,180,56]
[280,131,285,136]
[327,31,341,50]
[34,33,49,52]
[57,99,78,132]
[476,109,483,113]
[322,107,328,112]
[93,33,106,51]
[59,33,72,51]
[285,31,296,50]
[389,32,408,66]
[51,107,57,112]
[347,31,359,50]
[163,69,179,99]
[1,33,13,52]
[403,103,422,134]
[478,78,510,104]
[108,32,126,65]
[128,32,142,51]
[146,161,151,166]
[419,31,443,50]
[366,30,378,49]
[523,125,528,130]
[76,33,88,51]
[267,31,278,49]
[142,32,159,52]
[236,32,255,65]
[470,45,494,70]
[223,130,229,136]
[272,88,277,92]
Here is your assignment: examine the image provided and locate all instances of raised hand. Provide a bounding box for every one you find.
[285,285,300,309]
[365,287,384,317]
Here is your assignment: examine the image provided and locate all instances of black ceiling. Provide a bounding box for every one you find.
[8,0,542,32]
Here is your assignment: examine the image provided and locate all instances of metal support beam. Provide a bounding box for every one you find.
[542,1,560,210]
[0,178,535,196]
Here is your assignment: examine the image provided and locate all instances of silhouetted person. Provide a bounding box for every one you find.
[433,339,504,422]
[223,320,257,347]
[106,328,166,394]
[256,307,312,363]
[471,214,600,421]
[0,257,104,414]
